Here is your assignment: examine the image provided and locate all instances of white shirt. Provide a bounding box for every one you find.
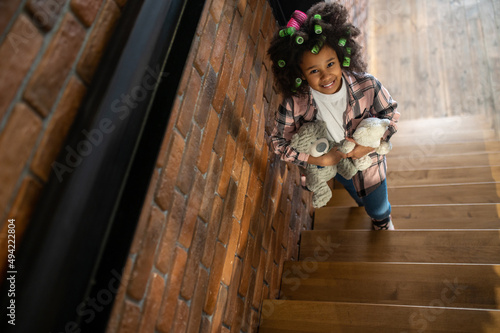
[311,76,347,143]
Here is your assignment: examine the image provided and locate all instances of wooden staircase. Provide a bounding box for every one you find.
[259,116,500,332]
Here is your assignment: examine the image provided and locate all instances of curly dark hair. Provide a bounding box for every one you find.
[267,2,367,98]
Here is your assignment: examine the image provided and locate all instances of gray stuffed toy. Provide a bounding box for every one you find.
[290,120,337,208]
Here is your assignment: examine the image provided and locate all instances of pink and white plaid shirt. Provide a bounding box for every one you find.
[270,71,400,197]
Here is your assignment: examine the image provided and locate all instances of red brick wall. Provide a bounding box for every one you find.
[0,1,128,273]
[107,0,368,332]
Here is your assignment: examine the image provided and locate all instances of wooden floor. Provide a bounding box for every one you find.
[259,117,500,332]
[368,0,500,122]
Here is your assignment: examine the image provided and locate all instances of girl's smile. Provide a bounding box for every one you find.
[299,45,343,94]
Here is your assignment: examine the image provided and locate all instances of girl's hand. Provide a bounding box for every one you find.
[345,137,375,159]
[308,147,346,166]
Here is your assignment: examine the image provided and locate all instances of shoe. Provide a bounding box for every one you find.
[371,216,394,230]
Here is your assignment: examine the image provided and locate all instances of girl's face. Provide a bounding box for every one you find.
[299,45,343,94]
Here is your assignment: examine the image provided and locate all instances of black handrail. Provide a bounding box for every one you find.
[1,0,206,331]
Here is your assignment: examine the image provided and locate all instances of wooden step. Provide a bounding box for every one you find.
[387,166,500,186]
[326,183,500,207]
[279,262,500,309]
[391,128,496,146]
[395,116,489,133]
[314,205,500,230]
[298,230,500,264]
[389,152,500,171]
[259,300,500,333]
[390,141,500,157]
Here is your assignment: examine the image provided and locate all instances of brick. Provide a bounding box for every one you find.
[254,65,266,113]
[226,33,247,101]
[217,179,238,244]
[261,3,274,39]
[138,273,165,332]
[238,233,254,297]
[204,241,226,314]
[177,38,199,97]
[201,316,211,333]
[236,198,253,257]
[176,68,202,137]
[176,124,202,194]
[240,3,253,42]
[0,103,42,213]
[129,168,159,254]
[71,0,103,26]
[156,96,181,168]
[213,98,232,154]
[231,123,246,181]
[24,13,85,117]
[209,0,225,23]
[264,230,276,283]
[156,190,185,273]
[232,83,246,123]
[26,0,66,31]
[229,296,245,333]
[222,0,235,23]
[186,268,209,333]
[194,66,217,127]
[157,247,188,332]
[195,3,210,37]
[233,160,250,221]
[1,176,42,255]
[113,0,127,7]
[0,14,43,118]
[212,51,233,112]
[180,219,207,299]
[239,38,255,89]
[199,153,221,222]
[194,17,216,75]
[126,206,165,300]
[30,76,86,181]
[252,247,266,308]
[248,0,257,11]
[171,300,189,333]
[216,134,235,196]
[201,194,223,268]
[242,74,256,126]
[178,171,206,248]
[241,268,256,331]
[77,0,121,84]
[211,20,230,73]
[225,6,242,61]
[210,284,228,333]
[116,300,141,333]
[245,111,259,161]
[197,107,218,174]
[221,218,240,285]
[222,257,242,326]
[0,0,22,36]
[155,131,185,210]
[246,163,262,204]
[249,0,264,43]
[237,0,247,16]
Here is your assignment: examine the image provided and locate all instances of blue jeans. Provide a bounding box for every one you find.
[334,174,391,221]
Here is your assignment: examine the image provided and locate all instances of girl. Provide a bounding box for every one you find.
[268,2,400,230]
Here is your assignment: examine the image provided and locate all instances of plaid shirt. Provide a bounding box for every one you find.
[270,72,400,197]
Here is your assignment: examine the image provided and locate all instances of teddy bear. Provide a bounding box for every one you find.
[289,118,392,208]
[289,120,337,208]
[337,117,392,180]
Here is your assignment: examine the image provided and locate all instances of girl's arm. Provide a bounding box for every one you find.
[371,76,400,141]
[270,101,310,168]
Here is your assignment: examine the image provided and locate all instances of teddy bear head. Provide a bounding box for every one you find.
[352,118,390,148]
[290,120,331,157]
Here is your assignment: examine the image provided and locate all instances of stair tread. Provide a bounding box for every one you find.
[327,183,500,207]
[387,165,499,186]
[280,261,500,309]
[259,299,500,333]
[389,152,500,170]
[299,230,500,264]
[314,205,500,230]
[391,129,496,146]
[390,141,500,157]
